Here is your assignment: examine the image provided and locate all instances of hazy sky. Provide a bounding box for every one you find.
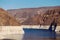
[0,0,60,10]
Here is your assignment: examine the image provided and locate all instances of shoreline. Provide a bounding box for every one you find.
[21,25,60,32]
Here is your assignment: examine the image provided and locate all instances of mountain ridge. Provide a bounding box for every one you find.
[0,8,20,26]
[6,6,60,25]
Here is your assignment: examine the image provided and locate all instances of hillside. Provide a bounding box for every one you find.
[0,8,20,26]
[7,6,60,25]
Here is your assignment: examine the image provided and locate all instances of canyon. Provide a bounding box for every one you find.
[0,6,60,31]
[7,6,60,25]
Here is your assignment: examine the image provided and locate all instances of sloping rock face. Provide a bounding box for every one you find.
[0,8,20,26]
[7,6,60,25]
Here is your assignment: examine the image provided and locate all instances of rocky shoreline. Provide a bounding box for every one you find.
[21,25,60,32]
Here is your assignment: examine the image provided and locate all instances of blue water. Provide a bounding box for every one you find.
[23,29,60,38]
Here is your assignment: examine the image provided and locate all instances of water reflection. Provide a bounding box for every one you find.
[0,29,60,40]
[23,29,60,40]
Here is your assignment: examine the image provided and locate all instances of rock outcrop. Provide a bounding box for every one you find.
[0,8,20,26]
[7,6,60,25]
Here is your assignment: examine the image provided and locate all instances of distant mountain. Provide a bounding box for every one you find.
[7,6,60,25]
[0,8,20,26]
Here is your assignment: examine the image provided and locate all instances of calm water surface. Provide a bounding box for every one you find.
[1,29,60,40]
[22,29,60,40]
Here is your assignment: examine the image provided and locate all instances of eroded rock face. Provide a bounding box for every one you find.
[7,6,60,25]
[0,8,20,26]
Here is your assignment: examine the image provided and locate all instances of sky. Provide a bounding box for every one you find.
[0,0,60,10]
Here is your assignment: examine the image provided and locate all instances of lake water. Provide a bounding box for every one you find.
[1,29,60,40]
[22,29,60,40]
